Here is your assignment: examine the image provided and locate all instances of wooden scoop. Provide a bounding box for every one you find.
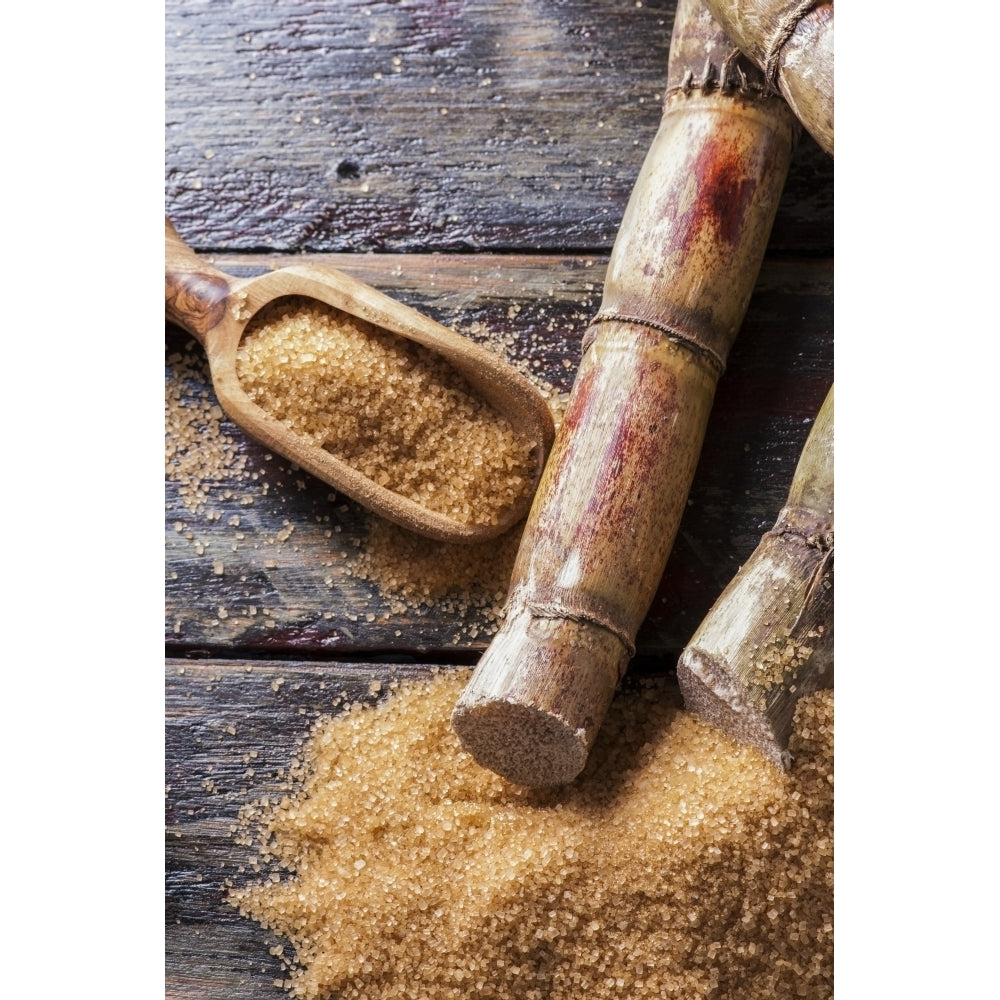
[165,217,555,543]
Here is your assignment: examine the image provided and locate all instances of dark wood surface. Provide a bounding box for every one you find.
[165,1,832,996]
[165,0,832,257]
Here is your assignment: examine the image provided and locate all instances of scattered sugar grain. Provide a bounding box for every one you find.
[346,514,520,621]
[165,346,253,515]
[230,675,833,999]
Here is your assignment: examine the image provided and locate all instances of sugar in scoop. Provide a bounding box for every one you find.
[236,297,538,530]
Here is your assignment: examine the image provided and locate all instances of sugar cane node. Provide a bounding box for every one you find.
[673,46,772,101]
[526,598,637,658]
[758,0,820,89]
[452,0,799,787]
[703,0,834,154]
[585,312,728,375]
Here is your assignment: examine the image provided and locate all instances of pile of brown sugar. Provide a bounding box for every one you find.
[230,672,833,999]
[235,297,537,527]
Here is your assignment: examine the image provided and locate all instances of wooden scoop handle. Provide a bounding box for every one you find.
[165,217,238,345]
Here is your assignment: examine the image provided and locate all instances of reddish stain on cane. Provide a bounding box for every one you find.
[556,338,678,542]
[658,134,757,252]
[813,3,833,25]
[689,135,757,247]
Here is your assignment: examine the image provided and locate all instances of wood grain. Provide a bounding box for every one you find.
[165,0,831,256]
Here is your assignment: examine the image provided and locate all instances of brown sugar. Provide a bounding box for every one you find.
[230,673,833,999]
[165,347,252,515]
[346,515,521,622]
[235,297,537,527]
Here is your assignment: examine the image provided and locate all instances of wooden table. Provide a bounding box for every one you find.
[165,2,833,995]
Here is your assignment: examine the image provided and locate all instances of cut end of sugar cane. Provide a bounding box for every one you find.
[452,608,630,787]
[678,386,834,768]
[451,701,591,788]
[676,536,833,769]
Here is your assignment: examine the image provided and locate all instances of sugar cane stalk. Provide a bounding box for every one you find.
[677,385,833,769]
[451,0,800,787]
[704,0,833,154]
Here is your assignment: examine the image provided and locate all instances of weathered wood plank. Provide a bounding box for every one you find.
[165,0,832,256]
[166,252,831,661]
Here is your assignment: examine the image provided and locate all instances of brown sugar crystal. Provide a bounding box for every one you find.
[235,297,537,527]
[347,515,521,622]
[165,347,253,515]
[230,672,834,999]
